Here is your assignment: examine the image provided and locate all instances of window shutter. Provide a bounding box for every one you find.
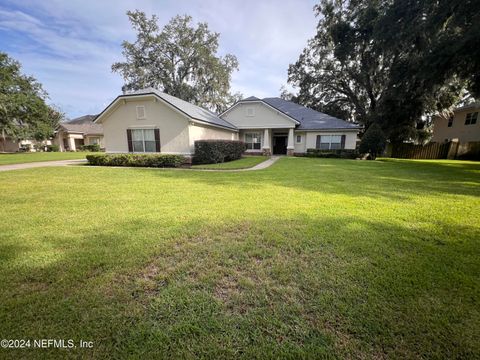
[127,129,133,152]
[154,128,161,152]
[316,135,321,149]
[341,135,346,149]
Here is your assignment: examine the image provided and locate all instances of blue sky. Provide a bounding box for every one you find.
[0,0,317,119]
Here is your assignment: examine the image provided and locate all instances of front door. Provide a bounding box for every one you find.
[273,136,288,155]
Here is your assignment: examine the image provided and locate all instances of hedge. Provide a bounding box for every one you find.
[306,148,358,159]
[80,144,101,152]
[193,140,246,164]
[86,153,186,168]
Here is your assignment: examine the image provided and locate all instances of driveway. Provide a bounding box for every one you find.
[0,159,87,172]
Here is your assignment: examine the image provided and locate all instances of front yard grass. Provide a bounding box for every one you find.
[0,152,100,166]
[0,158,478,358]
[191,155,268,169]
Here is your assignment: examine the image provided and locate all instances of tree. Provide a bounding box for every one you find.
[359,123,386,160]
[287,0,479,143]
[0,52,61,150]
[112,11,241,112]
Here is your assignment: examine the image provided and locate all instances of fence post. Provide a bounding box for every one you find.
[447,139,459,160]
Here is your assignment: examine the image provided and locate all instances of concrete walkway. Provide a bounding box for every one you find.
[197,156,280,172]
[0,159,87,172]
[0,156,280,173]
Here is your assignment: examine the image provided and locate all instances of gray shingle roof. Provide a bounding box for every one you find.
[261,97,361,130]
[126,88,237,130]
[59,115,103,135]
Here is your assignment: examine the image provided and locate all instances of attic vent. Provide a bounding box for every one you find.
[136,106,146,120]
[246,107,255,117]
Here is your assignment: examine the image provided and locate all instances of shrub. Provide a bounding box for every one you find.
[46,144,60,152]
[306,149,358,159]
[81,144,101,152]
[359,123,387,160]
[86,153,185,168]
[193,140,246,164]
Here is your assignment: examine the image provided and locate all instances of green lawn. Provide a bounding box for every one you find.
[0,158,478,359]
[191,156,268,169]
[0,152,99,166]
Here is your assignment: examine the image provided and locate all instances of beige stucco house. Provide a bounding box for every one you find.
[94,88,238,156]
[95,89,360,157]
[432,103,480,143]
[54,115,104,151]
[221,96,360,155]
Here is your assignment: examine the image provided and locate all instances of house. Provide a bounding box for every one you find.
[54,115,104,151]
[0,134,51,153]
[432,103,480,143]
[95,88,360,157]
[94,88,238,155]
[220,96,360,155]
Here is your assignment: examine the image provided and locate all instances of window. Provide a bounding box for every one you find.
[296,135,302,143]
[131,129,156,152]
[246,107,255,117]
[245,132,262,150]
[447,116,453,127]
[136,106,146,120]
[465,112,478,125]
[89,137,100,145]
[317,135,342,150]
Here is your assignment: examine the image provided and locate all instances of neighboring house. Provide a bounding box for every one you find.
[94,88,238,156]
[0,135,20,152]
[54,115,104,151]
[220,96,361,155]
[432,103,480,143]
[0,134,51,153]
[95,89,360,157]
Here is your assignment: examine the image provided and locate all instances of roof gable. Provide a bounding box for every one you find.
[95,88,237,131]
[59,114,103,135]
[261,97,361,130]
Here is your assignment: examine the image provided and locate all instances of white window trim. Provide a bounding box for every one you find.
[296,135,302,143]
[244,132,262,151]
[136,106,146,120]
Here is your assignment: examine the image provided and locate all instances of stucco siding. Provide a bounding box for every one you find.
[432,108,480,143]
[188,124,238,152]
[222,102,296,129]
[101,98,191,154]
[0,138,19,152]
[294,132,307,153]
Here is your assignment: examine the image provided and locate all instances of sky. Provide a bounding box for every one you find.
[0,0,318,119]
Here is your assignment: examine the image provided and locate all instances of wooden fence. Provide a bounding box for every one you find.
[391,142,451,159]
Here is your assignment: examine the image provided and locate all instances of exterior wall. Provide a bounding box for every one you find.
[188,123,237,152]
[304,131,358,151]
[294,132,307,153]
[101,98,191,154]
[432,108,480,143]
[222,102,296,129]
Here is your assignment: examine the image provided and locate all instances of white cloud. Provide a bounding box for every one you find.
[0,0,317,117]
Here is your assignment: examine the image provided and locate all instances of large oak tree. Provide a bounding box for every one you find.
[288,0,480,142]
[0,52,62,150]
[112,11,241,113]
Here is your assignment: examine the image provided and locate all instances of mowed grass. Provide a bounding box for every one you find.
[0,158,479,359]
[191,155,268,170]
[0,152,99,165]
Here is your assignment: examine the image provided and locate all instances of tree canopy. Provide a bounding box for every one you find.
[288,0,480,142]
[112,11,241,113]
[0,52,62,146]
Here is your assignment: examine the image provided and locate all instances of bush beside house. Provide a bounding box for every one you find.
[193,140,246,164]
[86,154,185,168]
